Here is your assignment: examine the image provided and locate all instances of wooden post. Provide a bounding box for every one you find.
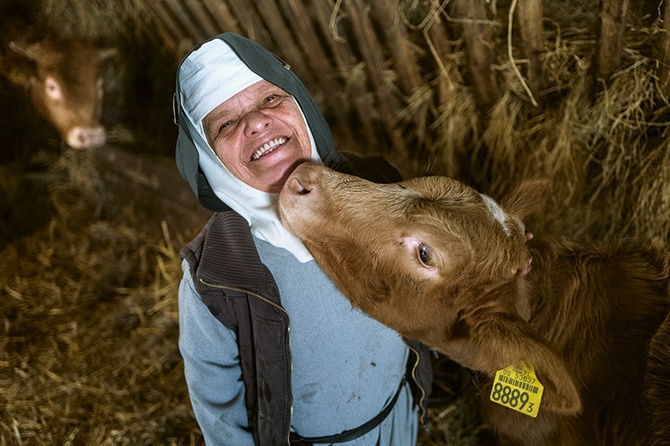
[451,0,499,108]
[594,0,629,91]
[276,0,356,145]
[143,1,185,54]
[370,0,429,155]
[345,0,408,156]
[183,0,220,39]
[658,0,670,98]
[424,15,462,107]
[202,0,243,35]
[370,0,423,97]
[164,0,208,43]
[221,0,270,43]
[516,0,544,111]
[309,0,380,149]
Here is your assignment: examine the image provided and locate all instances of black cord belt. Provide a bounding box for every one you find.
[289,376,407,445]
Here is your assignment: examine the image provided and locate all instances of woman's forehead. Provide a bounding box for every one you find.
[204,80,284,122]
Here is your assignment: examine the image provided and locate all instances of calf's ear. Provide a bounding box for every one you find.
[509,330,582,415]
[500,179,550,220]
[462,313,582,415]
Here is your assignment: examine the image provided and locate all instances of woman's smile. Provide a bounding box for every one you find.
[251,136,288,161]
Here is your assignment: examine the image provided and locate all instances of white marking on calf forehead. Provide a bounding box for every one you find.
[480,194,511,236]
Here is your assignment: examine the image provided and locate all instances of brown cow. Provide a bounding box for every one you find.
[278,163,670,446]
[9,38,116,148]
[1,20,116,159]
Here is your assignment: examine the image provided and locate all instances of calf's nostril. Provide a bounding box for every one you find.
[287,176,312,195]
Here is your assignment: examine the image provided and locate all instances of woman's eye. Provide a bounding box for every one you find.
[218,120,235,133]
[263,93,286,107]
[418,243,432,266]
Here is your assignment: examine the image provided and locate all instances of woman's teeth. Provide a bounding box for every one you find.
[252,137,286,160]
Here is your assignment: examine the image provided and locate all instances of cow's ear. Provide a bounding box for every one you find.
[98,48,117,63]
[499,179,550,220]
[2,43,37,87]
[9,40,41,61]
[455,312,582,415]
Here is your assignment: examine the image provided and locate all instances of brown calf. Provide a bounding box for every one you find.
[278,163,670,445]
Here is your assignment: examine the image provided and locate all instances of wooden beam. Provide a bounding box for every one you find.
[658,0,670,98]
[345,0,407,156]
[452,0,499,108]
[276,0,356,145]
[594,0,629,91]
[516,0,544,110]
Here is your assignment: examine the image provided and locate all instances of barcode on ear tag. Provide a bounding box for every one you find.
[490,363,544,418]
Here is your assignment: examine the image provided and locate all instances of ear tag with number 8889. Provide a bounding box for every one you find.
[490,363,544,418]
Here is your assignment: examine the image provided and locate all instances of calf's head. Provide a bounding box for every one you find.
[9,38,116,149]
[279,163,580,414]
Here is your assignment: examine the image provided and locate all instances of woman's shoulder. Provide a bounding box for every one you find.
[181,211,252,257]
[180,211,264,289]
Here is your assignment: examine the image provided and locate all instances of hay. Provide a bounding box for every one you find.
[426,10,670,248]
[130,0,670,250]
[37,0,149,42]
[0,150,201,445]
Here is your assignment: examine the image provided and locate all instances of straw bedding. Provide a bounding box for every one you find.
[1,151,200,444]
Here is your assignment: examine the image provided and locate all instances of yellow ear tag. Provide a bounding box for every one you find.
[490,363,544,418]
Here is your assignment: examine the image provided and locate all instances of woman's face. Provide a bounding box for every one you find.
[202,80,312,193]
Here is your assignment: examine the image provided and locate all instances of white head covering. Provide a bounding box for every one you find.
[178,39,320,262]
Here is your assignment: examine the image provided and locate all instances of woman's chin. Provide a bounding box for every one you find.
[252,157,312,193]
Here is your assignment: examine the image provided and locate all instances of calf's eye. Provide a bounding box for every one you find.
[418,243,432,266]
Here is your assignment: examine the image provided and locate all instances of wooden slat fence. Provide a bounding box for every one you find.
[142,0,670,177]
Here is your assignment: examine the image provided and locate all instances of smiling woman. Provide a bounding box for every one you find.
[202,80,312,193]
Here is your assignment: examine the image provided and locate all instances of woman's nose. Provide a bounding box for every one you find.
[243,111,272,136]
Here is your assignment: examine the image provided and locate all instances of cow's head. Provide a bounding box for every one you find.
[279,163,580,415]
[9,38,116,149]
